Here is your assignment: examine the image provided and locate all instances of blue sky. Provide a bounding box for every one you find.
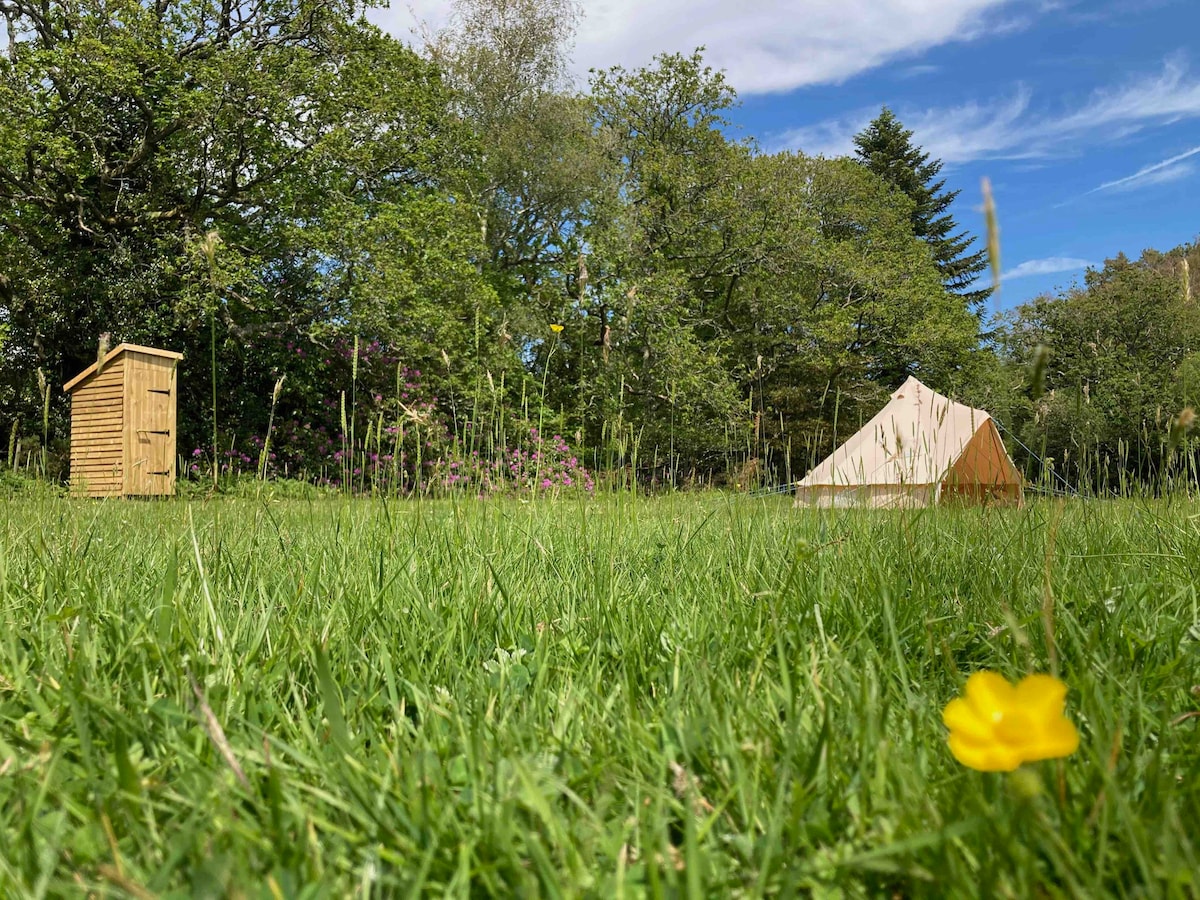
[383,0,1200,318]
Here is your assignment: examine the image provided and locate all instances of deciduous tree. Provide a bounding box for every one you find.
[0,0,493,451]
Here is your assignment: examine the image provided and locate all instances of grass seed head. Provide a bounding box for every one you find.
[1167,406,1196,457]
[199,230,222,289]
[96,332,111,372]
[982,177,1001,293]
[1029,345,1050,402]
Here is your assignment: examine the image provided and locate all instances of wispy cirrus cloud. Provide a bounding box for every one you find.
[375,0,1039,95]
[1085,144,1200,193]
[771,55,1200,163]
[1001,257,1095,280]
[895,64,943,79]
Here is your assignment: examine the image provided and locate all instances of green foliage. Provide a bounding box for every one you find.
[0,0,1001,488]
[993,242,1200,487]
[854,107,991,308]
[430,0,599,386]
[578,51,751,466]
[577,54,978,475]
[0,0,499,455]
[0,465,63,496]
[1,496,1198,893]
[723,152,980,464]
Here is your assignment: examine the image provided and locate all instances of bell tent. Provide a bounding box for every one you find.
[794,376,1023,508]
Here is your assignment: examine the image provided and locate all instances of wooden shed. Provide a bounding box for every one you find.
[63,344,183,497]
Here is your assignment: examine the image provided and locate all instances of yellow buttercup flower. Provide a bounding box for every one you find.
[942,671,1079,772]
[549,324,564,333]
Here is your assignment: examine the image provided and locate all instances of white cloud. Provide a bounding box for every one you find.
[895,64,942,79]
[772,56,1200,163]
[1087,144,1200,193]
[372,0,1029,95]
[1001,257,1094,280]
[1111,160,1196,188]
[772,88,1034,161]
[1054,55,1200,132]
[769,114,867,160]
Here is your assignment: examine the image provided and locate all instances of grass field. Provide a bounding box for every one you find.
[1,494,1198,897]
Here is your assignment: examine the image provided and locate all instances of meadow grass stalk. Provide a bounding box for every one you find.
[258,375,286,481]
[5,419,16,470]
[36,368,49,477]
[199,230,222,490]
[534,335,559,494]
[351,335,359,494]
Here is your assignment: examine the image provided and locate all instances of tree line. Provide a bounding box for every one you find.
[975,245,1200,491]
[0,0,1195,490]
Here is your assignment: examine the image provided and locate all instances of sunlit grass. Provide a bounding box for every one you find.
[1,494,1198,895]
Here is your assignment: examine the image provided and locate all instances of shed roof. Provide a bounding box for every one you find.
[63,343,183,393]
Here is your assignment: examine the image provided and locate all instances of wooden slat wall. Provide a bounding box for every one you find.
[67,348,179,498]
[70,358,125,497]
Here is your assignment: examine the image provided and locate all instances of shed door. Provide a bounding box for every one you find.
[126,358,177,495]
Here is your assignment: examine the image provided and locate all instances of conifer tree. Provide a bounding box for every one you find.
[853,108,991,308]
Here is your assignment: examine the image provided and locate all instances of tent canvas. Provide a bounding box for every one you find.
[794,376,1023,508]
